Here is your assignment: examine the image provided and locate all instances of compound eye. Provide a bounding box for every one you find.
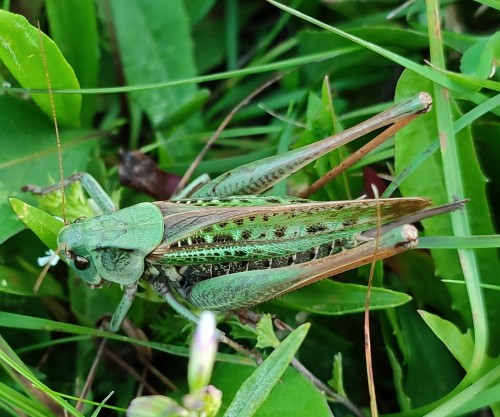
[74,255,91,271]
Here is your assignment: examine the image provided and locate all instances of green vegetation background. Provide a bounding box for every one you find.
[0,1,499,416]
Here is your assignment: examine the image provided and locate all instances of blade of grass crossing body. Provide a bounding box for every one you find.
[426,0,488,375]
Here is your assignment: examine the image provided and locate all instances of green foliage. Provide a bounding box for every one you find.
[0,2,499,417]
[10,198,62,251]
[0,9,81,127]
[223,324,314,417]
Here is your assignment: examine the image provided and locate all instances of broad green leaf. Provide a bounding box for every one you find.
[45,0,98,88]
[0,9,81,127]
[275,280,412,314]
[474,113,500,216]
[0,95,97,244]
[109,0,202,162]
[297,30,368,87]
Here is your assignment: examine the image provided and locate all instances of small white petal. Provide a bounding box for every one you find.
[37,250,60,267]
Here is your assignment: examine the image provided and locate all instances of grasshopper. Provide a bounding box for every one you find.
[21,92,464,333]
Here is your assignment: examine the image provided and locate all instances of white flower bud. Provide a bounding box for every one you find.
[187,311,218,393]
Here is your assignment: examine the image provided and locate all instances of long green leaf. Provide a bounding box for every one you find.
[224,324,312,417]
[276,280,412,314]
[425,0,495,372]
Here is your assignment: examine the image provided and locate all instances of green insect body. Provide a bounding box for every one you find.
[21,92,464,332]
[57,185,430,331]
[146,197,429,309]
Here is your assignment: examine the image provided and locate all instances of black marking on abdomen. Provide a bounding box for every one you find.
[170,237,352,288]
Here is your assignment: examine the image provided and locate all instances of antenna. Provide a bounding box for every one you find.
[37,22,66,224]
